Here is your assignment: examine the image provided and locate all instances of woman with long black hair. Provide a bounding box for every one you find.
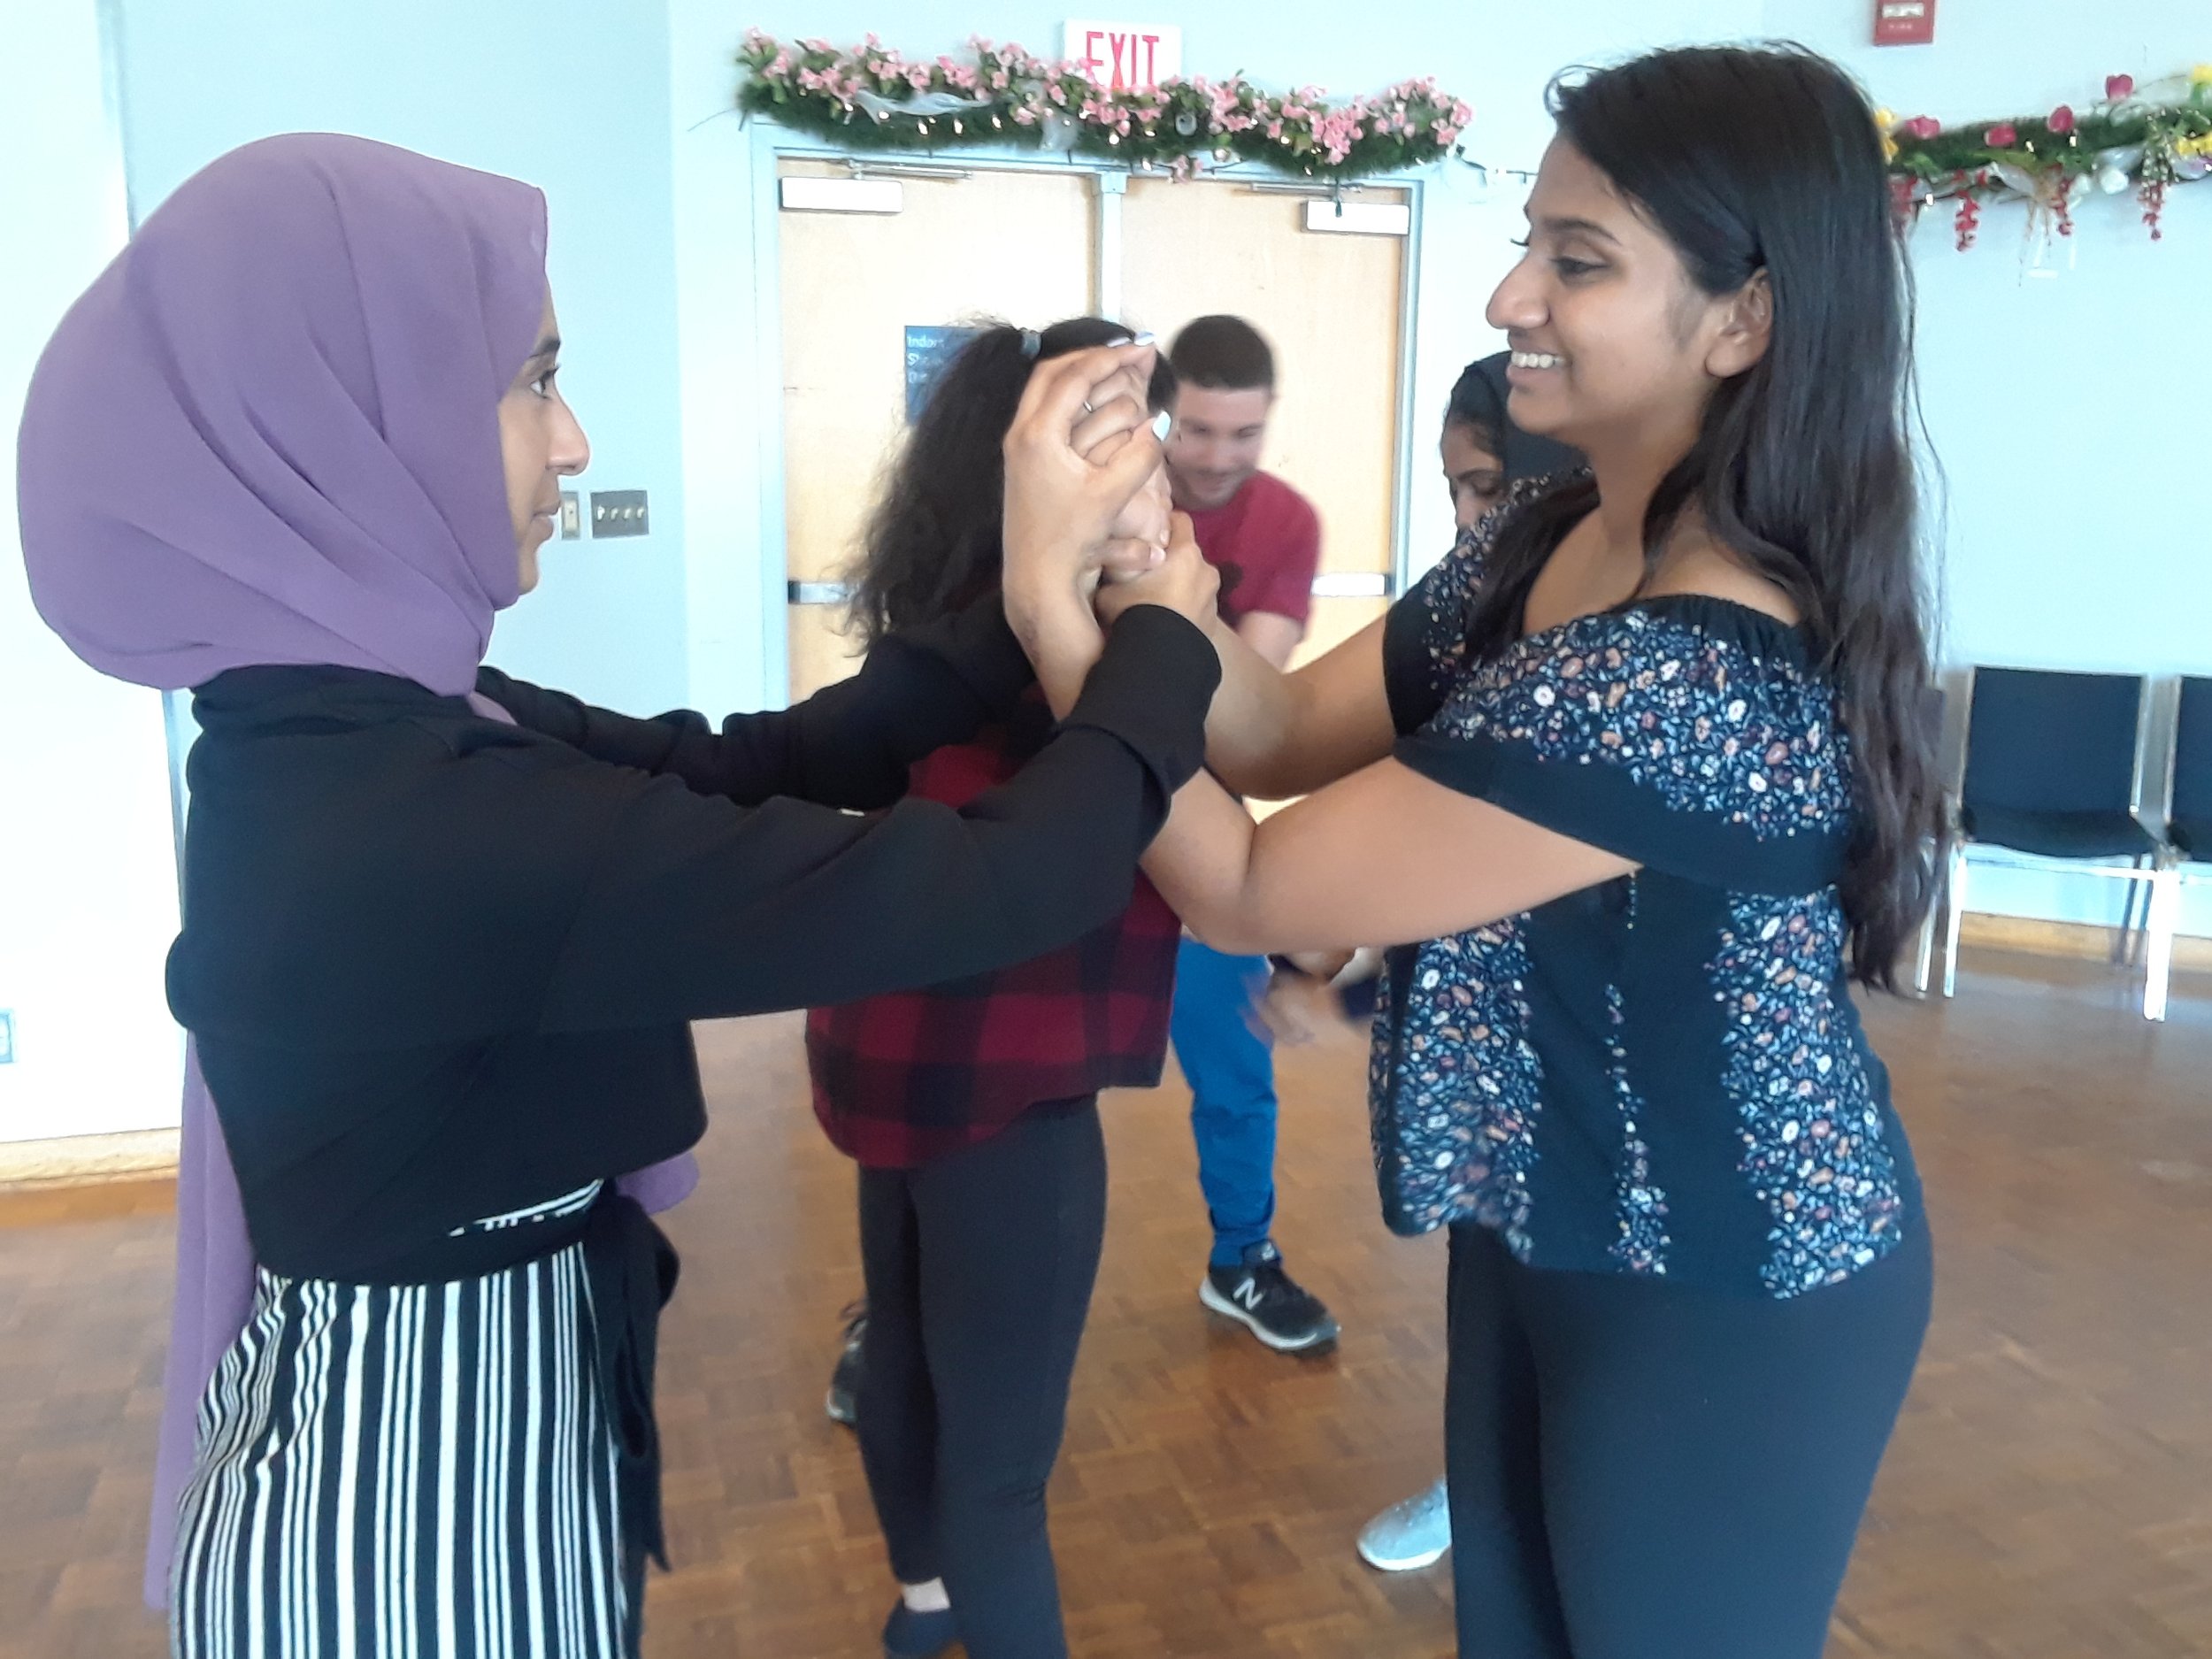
[1002,44,1940,1658]
[808,319,1187,1659]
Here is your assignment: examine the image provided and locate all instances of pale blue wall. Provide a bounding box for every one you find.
[685,0,1759,164]
[110,0,693,713]
[1768,0,2212,933]
[0,0,182,1140]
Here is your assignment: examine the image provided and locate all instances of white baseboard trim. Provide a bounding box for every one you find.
[1960,911,2212,971]
[0,1127,180,1188]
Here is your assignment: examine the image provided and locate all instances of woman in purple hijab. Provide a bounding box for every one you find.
[16,133,1217,1659]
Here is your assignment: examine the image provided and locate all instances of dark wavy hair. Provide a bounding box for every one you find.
[845,319,1178,646]
[1468,44,1942,988]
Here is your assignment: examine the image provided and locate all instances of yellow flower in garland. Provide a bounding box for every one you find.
[2193,64,2212,85]
[2177,132,2212,158]
[1873,105,1900,161]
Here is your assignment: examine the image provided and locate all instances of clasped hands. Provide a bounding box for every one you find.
[998,342,1219,716]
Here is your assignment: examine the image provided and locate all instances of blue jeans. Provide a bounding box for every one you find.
[1170,939,1278,1267]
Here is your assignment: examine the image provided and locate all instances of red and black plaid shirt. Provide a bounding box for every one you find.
[807,693,1181,1169]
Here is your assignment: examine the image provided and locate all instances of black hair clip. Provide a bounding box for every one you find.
[1019,329,1042,360]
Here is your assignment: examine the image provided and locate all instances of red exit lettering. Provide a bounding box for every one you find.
[1079,27,1165,89]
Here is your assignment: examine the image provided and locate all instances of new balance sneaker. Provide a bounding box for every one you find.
[1198,1241,1340,1352]
[1356,1477,1451,1571]
[825,1302,866,1427]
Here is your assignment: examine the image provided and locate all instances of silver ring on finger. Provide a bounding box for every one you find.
[1080,400,1094,415]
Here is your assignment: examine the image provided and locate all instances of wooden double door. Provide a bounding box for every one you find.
[776,159,1407,699]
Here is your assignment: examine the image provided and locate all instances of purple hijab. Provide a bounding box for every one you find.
[13,134,695,1608]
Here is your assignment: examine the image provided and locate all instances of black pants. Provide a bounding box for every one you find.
[855,1100,1107,1659]
[1445,1221,1933,1659]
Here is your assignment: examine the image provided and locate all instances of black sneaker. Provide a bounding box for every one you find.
[1199,1242,1340,1353]
[826,1302,866,1426]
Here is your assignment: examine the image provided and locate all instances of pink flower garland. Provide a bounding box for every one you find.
[738,30,1473,181]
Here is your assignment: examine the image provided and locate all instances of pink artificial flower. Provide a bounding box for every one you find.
[2047,104,2076,134]
[1904,115,1942,140]
[908,65,934,90]
[2107,73,2134,100]
[1048,81,1068,106]
[1985,122,2017,147]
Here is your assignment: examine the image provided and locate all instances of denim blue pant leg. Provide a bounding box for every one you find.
[1170,939,1279,1267]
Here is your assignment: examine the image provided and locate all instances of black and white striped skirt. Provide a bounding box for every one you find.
[171,1238,631,1658]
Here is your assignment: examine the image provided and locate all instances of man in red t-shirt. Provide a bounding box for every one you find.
[1159,315,1339,1354]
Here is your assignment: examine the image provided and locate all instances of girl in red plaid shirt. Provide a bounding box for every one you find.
[809,319,1183,1659]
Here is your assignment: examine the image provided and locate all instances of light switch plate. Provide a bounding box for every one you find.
[590,489,649,539]
[558,491,580,539]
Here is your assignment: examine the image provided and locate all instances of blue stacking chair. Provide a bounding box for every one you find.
[1939,666,2167,1018]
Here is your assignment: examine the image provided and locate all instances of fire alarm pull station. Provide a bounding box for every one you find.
[1874,0,1935,46]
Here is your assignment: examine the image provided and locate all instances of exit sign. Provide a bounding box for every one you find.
[1874,0,1936,45]
[1064,20,1181,91]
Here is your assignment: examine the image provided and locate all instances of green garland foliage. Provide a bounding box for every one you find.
[736,32,1472,183]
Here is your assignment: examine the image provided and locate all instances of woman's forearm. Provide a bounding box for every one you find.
[1139,770,1263,951]
[1005,572,1105,721]
[1198,615,1310,799]
[1199,614,1398,803]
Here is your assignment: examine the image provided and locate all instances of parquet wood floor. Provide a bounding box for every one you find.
[3,950,2208,1656]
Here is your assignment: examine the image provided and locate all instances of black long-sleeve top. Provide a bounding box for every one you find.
[169,601,1217,1285]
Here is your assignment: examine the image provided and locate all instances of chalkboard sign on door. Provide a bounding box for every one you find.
[903,324,986,420]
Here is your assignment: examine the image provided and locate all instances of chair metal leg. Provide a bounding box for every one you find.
[1941,841,1969,999]
[2115,855,2149,966]
[2143,861,2181,1023]
[1913,896,1939,997]
[1912,834,1942,996]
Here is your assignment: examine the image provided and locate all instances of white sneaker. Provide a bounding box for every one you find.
[1356,1477,1450,1571]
